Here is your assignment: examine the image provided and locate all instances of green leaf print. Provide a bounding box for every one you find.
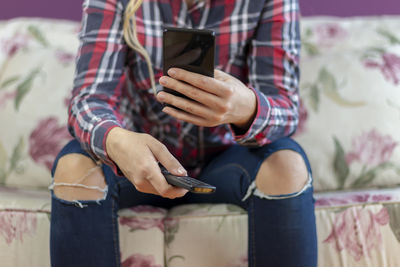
[0,141,8,184]
[377,28,400,45]
[9,137,25,174]
[0,169,6,185]
[333,137,349,189]
[350,162,396,188]
[304,28,313,38]
[14,67,41,110]
[303,42,320,56]
[350,170,376,188]
[0,75,20,89]
[226,204,246,213]
[302,28,320,56]
[167,255,185,265]
[383,203,400,243]
[176,204,212,216]
[361,47,386,60]
[318,68,366,107]
[165,219,180,247]
[27,25,49,47]
[319,68,337,92]
[0,141,7,170]
[309,84,320,112]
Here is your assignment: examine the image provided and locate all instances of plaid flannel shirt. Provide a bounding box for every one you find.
[69,0,301,176]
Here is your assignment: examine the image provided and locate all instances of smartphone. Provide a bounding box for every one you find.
[160,168,216,194]
[163,27,215,98]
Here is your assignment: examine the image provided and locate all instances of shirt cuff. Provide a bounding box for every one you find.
[228,86,271,145]
[90,119,124,176]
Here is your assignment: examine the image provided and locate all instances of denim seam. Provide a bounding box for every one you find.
[112,196,120,267]
[250,198,256,267]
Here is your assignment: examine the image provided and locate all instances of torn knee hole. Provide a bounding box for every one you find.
[242,174,312,201]
[50,165,108,203]
[255,150,310,195]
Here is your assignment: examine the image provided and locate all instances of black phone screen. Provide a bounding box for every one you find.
[163,27,215,80]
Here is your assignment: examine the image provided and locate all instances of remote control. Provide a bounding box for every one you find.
[161,168,216,194]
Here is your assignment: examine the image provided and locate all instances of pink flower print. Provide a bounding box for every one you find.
[364,52,400,85]
[0,33,30,57]
[119,216,165,232]
[315,23,347,46]
[0,91,17,109]
[345,129,397,168]
[121,254,161,267]
[120,205,167,231]
[29,117,72,171]
[164,217,179,229]
[0,211,37,245]
[371,194,392,202]
[315,193,393,208]
[323,207,389,261]
[54,50,75,65]
[315,197,348,207]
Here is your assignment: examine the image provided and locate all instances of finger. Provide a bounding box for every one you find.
[138,155,188,199]
[159,76,221,107]
[168,68,231,97]
[162,106,214,127]
[214,69,230,81]
[131,178,159,195]
[134,176,188,199]
[157,91,216,119]
[147,138,187,176]
[162,186,189,199]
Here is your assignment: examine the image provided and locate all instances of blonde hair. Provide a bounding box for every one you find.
[123,0,156,94]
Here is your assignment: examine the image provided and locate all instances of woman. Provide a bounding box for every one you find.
[50,0,318,266]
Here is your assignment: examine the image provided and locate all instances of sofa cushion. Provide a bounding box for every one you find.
[165,204,248,267]
[1,185,400,267]
[0,18,77,189]
[295,16,400,191]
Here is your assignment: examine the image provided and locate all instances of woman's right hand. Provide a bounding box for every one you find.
[105,127,188,199]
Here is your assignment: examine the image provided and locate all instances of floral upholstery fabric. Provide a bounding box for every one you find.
[1,186,400,267]
[1,16,400,267]
[0,18,75,189]
[296,17,400,191]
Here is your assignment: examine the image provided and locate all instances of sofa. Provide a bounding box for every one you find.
[0,16,400,267]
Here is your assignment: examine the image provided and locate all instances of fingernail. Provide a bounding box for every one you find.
[159,76,167,85]
[168,69,176,76]
[157,92,165,101]
[177,167,186,175]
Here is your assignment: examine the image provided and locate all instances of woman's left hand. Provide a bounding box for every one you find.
[157,68,257,129]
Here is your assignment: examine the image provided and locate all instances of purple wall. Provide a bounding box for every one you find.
[0,1,83,21]
[301,0,400,17]
[1,0,400,21]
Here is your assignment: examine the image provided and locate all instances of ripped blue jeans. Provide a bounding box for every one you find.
[50,137,317,267]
